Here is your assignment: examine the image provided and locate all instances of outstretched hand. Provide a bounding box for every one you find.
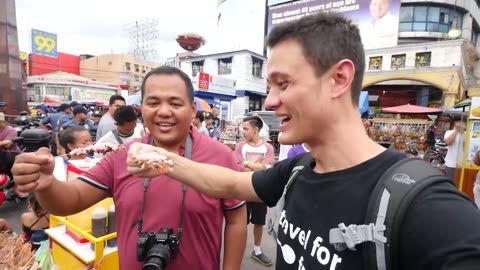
[12,147,55,193]
[127,142,174,178]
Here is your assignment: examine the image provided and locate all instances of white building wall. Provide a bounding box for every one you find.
[365,40,464,71]
[180,50,267,94]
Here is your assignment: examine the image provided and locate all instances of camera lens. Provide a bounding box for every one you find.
[142,244,171,270]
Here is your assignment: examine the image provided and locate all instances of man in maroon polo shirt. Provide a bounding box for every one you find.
[12,66,247,270]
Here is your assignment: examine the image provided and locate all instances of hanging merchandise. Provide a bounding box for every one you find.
[368,118,432,155]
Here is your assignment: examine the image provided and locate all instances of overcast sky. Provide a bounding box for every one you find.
[15,0,266,62]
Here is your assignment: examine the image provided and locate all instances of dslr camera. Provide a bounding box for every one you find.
[137,227,179,270]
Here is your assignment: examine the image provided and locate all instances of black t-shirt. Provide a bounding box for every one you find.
[252,149,480,270]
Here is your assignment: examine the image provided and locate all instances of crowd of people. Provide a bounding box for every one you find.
[3,11,480,270]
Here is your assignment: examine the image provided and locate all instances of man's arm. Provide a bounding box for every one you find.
[38,116,51,130]
[222,205,247,270]
[12,148,110,216]
[444,130,457,146]
[127,143,261,202]
[35,178,108,216]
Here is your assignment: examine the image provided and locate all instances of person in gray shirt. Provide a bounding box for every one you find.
[96,95,126,141]
[192,110,209,136]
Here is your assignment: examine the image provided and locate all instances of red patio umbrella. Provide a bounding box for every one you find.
[381,104,443,114]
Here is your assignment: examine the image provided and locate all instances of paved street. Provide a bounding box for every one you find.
[1,199,278,269]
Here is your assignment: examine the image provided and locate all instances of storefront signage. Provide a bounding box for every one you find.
[193,72,236,96]
[70,87,117,101]
[31,29,57,57]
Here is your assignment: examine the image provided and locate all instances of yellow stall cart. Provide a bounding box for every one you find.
[45,158,119,270]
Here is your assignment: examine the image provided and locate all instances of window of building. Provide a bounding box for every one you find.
[249,96,262,111]
[399,5,462,33]
[415,52,431,67]
[472,31,479,46]
[192,60,204,76]
[134,64,139,72]
[125,62,131,71]
[45,86,68,99]
[134,75,139,81]
[252,57,263,77]
[218,57,233,75]
[368,56,383,70]
[391,54,406,69]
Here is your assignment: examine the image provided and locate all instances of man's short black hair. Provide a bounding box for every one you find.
[109,95,126,105]
[196,110,205,122]
[114,105,137,126]
[243,115,263,130]
[141,66,194,104]
[266,12,365,105]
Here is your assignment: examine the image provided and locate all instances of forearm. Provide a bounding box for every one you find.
[35,177,88,216]
[444,131,457,145]
[169,154,253,200]
[222,218,247,270]
[38,123,48,130]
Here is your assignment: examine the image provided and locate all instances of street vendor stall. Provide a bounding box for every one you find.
[367,104,441,155]
[46,158,119,270]
[454,96,480,201]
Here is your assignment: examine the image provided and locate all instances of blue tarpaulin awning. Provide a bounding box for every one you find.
[359,91,369,116]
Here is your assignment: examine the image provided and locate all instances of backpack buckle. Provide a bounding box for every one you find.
[329,223,387,252]
[371,223,387,244]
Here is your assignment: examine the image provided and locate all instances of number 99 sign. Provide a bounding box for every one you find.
[31,29,57,57]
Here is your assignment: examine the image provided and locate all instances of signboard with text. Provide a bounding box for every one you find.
[192,72,236,96]
[31,29,57,57]
[267,0,401,50]
[70,87,117,101]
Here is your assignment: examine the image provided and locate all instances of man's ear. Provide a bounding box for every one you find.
[330,59,355,100]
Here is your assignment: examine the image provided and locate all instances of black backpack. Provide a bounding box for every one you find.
[267,153,453,270]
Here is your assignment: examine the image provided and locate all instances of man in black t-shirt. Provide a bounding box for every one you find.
[126,12,480,270]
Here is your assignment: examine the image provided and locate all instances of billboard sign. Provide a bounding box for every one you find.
[192,72,236,96]
[31,29,57,57]
[267,0,401,49]
[268,0,295,6]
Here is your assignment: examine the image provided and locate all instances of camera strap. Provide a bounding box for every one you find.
[135,133,193,244]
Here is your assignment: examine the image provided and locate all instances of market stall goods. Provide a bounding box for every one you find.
[68,143,124,157]
[135,150,173,173]
[0,232,38,270]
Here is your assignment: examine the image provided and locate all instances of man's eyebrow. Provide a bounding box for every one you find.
[267,71,290,81]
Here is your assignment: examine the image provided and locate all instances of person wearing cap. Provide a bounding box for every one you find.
[38,103,72,156]
[61,105,96,139]
[0,112,21,152]
[212,104,221,129]
[205,112,220,139]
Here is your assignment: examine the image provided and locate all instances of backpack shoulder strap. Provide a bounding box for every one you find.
[328,157,452,270]
[362,157,452,270]
[267,153,314,240]
[111,129,124,144]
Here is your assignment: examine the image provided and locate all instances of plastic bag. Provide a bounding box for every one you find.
[34,240,58,270]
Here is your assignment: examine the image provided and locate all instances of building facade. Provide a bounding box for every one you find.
[27,71,119,104]
[80,54,161,93]
[267,0,480,110]
[180,49,268,120]
[29,52,80,76]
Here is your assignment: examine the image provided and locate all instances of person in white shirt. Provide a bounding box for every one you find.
[95,105,144,146]
[361,0,399,49]
[96,95,126,141]
[234,115,274,266]
[444,122,463,182]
